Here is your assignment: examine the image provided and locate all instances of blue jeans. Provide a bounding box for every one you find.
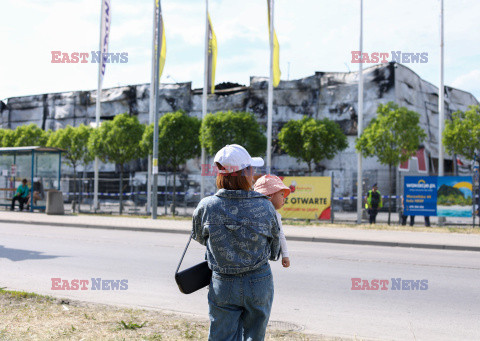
[208,262,274,341]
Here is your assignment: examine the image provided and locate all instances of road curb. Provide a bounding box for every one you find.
[2,219,479,252]
[286,235,480,252]
[0,219,189,235]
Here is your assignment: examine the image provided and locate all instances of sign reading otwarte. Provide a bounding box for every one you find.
[278,177,331,220]
[404,176,473,217]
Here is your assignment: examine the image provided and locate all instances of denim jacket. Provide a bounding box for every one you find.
[192,189,280,274]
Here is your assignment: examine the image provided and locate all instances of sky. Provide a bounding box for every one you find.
[1,0,479,101]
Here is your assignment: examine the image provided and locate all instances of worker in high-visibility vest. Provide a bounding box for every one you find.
[365,183,382,224]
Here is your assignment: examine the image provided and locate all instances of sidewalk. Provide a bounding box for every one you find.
[1,211,479,252]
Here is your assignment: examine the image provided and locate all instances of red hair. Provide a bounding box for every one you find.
[215,163,253,191]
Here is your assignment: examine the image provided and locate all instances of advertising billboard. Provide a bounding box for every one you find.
[404,176,472,217]
[278,176,331,220]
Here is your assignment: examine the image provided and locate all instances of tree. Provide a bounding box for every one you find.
[2,124,50,147]
[443,105,480,161]
[1,129,15,147]
[278,116,348,174]
[0,129,8,147]
[2,129,15,147]
[356,102,427,224]
[47,125,94,212]
[200,111,267,157]
[89,113,145,214]
[141,111,201,215]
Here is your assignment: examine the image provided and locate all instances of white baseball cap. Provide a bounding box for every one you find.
[214,144,264,174]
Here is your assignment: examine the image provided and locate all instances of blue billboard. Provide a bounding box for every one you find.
[404,176,437,216]
[404,176,473,217]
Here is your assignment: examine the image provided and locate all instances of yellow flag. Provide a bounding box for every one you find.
[207,13,217,94]
[272,30,280,87]
[155,0,166,79]
[267,0,281,87]
[159,20,166,79]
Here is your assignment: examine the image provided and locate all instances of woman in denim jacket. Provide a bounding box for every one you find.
[192,144,280,341]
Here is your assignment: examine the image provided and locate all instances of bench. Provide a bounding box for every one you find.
[0,188,15,208]
[0,188,46,211]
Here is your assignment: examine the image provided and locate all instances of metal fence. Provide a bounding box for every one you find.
[3,169,473,226]
[60,173,202,216]
[59,169,402,217]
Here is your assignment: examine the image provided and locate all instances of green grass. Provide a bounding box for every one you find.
[118,320,147,330]
[0,290,324,340]
[143,333,163,340]
[282,219,480,234]
[63,211,480,234]
[0,288,54,301]
[77,213,191,220]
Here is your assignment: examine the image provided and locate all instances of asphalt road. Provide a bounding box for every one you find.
[0,223,479,340]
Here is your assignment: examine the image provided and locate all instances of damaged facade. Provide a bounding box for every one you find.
[1,62,478,206]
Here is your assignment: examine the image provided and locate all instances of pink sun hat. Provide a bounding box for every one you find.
[254,175,291,197]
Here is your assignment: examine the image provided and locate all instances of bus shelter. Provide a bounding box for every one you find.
[0,146,63,212]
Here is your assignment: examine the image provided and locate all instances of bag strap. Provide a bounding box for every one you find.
[175,233,193,275]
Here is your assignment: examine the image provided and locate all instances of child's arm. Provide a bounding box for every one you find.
[277,213,290,267]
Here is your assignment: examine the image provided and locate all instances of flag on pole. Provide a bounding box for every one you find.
[155,0,166,79]
[94,0,111,212]
[267,0,280,87]
[207,13,217,94]
[159,20,166,78]
[100,0,112,86]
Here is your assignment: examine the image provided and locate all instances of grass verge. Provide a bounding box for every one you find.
[283,220,480,234]
[80,213,480,234]
[0,289,348,340]
[77,213,192,221]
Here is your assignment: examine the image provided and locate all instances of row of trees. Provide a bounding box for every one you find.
[0,112,348,214]
[3,103,477,217]
[355,102,480,224]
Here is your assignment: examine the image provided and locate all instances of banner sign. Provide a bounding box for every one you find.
[278,176,331,220]
[404,176,472,217]
[437,176,472,217]
[404,176,437,216]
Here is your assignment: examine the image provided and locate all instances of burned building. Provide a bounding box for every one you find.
[1,62,478,206]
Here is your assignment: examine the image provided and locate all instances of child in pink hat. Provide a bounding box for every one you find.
[254,175,291,267]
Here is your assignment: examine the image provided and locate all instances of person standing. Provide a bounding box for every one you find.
[192,144,280,341]
[400,194,431,227]
[401,214,431,227]
[365,183,382,224]
[10,179,30,211]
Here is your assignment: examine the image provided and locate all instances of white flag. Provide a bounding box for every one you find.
[100,0,111,85]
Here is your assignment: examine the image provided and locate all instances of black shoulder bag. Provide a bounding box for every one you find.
[175,234,212,294]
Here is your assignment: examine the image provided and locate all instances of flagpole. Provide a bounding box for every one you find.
[439,0,445,177]
[201,0,209,199]
[356,0,364,224]
[266,0,274,174]
[94,0,106,213]
[438,0,445,226]
[152,0,162,219]
[147,0,158,216]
